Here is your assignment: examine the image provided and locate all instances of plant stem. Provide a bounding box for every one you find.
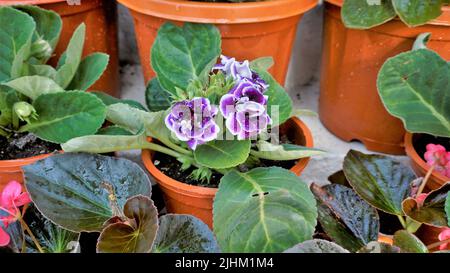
[427,238,450,251]
[160,139,191,155]
[18,217,44,253]
[397,215,407,229]
[142,142,183,158]
[11,110,19,131]
[417,164,436,197]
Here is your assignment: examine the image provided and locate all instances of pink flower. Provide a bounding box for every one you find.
[438,228,450,250]
[0,181,31,247]
[424,144,450,178]
[415,193,428,206]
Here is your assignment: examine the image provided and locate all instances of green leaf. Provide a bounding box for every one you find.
[55,23,85,88]
[153,214,220,253]
[253,68,292,125]
[151,22,221,94]
[18,5,62,58]
[412,33,431,51]
[23,153,152,232]
[28,64,57,78]
[0,86,19,127]
[106,103,145,134]
[402,183,450,227]
[91,91,146,111]
[20,91,106,143]
[284,239,349,253]
[3,75,63,100]
[311,183,380,252]
[446,192,450,226]
[194,140,251,169]
[343,150,414,215]
[377,49,450,138]
[62,133,149,154]
[0,7,35,82]
[213,167,317,253]
[393,230,428,253]
[251,140,324,161]
[67,53,109,91]
[357,242,401,253]
[97,126,133,136]
[392,0,444,27]
[250,57,274,71]
[341,0,396,29]
[97,195,159,253]
[145,78,172,111]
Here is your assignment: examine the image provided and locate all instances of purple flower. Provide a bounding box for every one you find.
[165,97,220,150]
[220,79,271,140]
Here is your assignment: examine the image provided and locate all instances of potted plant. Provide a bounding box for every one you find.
[319,0,450,155]
[0,6,111,190]
[0,1,119,97]
[377,33,450,190]
[309,150,450,253]
[118,0,318,86]
[61,22,324,228]
[0,153,219,253]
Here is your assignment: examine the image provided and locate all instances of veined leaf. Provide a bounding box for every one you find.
[67,53,109,91]
[284,239,349,253]
[194,140,251,169]
[341,0,396,29]
[3,75,63,100]
[251,140,324,161]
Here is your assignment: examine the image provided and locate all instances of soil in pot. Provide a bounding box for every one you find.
[0,132,60,160]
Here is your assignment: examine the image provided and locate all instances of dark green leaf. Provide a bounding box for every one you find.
[392,0,444,27]
[328,170,351,187]
[0,86,19,127]
[145,78,172,111]
[284,239,349,253]
[446,192,450,226]
[194,140,251,169]
[341,0,396,29]
[393,230,428,253]
[67,53,109,91]
[91,91,146,111]
[23,153,152,232]
[343,150,414,215]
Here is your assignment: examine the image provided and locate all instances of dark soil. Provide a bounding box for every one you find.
[413,133,450,161]
[0,132,60,160]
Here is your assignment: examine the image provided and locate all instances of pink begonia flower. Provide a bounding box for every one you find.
[0,181,32,247]
[424,144,450,178]
[438,228,450,250]
[415,193,428,206]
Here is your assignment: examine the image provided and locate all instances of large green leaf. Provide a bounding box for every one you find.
[20,91,106,143]
[18,5,62,59]
[67,53,109,91]
[151,22,221,94]
[23,153,152,232]
[55,23,85,88]
[145,78,172,112]
[393,230,428,253]
[97,195,159,253]
[153,214,220,253]
[377,49,450,138]
[194,140,251,169]
[251,140,324,161]
[62,133,149,154]
[253,68,292,125]
[311,183,380,252]
[213,167,317,253]
[3,75,63,100]
[106,103,145,134]
[0,86,19,127]
[402,183,450,227]
[0,7,35,82]
[28,64,57,78]
[284,239,349,253]
[343,150,414,215]
[91,91,146,111]
[341,0,396,29]
[392,0,444,27]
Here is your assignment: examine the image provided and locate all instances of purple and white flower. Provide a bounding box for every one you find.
[220,79,271,140]
[165,97,220,150]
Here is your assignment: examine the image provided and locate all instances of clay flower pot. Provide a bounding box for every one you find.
[404,133,449,190]
[118,0,317,86]
[319,0,450,155]
[142,117,314,228]
[0,153,54,192]
[0,0,120,97]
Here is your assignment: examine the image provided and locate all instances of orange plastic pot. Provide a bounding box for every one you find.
[0,0,119,97]
[118,0,317,86]
[141,117,314,228]
[0,153,54,192]
[404,133,449,190]
[319,0,450,155]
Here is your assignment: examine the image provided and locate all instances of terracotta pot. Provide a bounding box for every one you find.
[404,133,449,190]
[378,234,394,246]
[0,153,54,192]
[118,0,317,86]
[416,225,450,251]
[141,117,314,228]
[319,0,450,155]
[0,0,119,97]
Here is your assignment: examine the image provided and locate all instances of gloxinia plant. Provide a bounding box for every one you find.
[0,6,109,145]
[62,22,324,182]
[342,0,449,29]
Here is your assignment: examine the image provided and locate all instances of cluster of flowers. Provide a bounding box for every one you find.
[165,55,271,150]
[424,144,450,178]
[0,181,31,246]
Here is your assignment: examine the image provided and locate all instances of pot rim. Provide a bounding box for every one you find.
[404,132,449,182]
[141,116,314,197]
[118,0,318,24]
[0,152,56,168]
